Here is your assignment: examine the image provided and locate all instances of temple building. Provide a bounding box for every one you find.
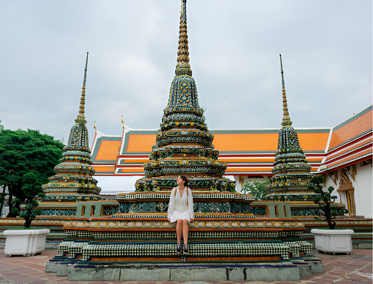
[90,105,372,218]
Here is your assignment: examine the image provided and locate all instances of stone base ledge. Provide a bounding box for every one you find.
[62,263,302,281]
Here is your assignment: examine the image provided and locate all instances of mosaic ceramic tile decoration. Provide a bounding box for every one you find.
[265,55,314,196]
[262,55,347,218]
[132,0,234,193]
[47,0,323,269]
[35,52,102,217]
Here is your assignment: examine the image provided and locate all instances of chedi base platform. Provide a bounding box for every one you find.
[44,0,326,281]
[44,211,323,281]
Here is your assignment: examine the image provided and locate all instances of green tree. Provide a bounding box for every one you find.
[241,180,270,200]
[0,129,64,227]
[310,175,348,229]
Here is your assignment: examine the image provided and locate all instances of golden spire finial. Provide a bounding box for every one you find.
[175,0,192,76]
[280,54,292,127]
[121,115,125,130]
[76,52,89,123]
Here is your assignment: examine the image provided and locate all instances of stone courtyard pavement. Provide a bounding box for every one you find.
[0,249,371,284]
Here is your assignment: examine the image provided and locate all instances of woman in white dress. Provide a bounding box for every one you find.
[167,176,194,254]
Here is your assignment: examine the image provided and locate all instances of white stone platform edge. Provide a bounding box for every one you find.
[51,263,303,281]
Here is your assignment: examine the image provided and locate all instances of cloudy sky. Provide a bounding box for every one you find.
[0,0,371,145]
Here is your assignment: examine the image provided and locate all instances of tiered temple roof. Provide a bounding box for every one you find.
[90,107,372,178]
[320,106,372,172]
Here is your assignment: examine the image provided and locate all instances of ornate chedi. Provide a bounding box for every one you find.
[264,55,345,218]
[37,52,102,218]
[134,0,234,193]
[46,3,323,281]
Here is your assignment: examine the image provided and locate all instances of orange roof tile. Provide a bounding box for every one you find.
[95,140,122,161]
[298,133,329,152]
[326,137,372,162]
[213,133,278,152]
[126,134,156,153]
[92,166,115,174]
[329,107,372,150]
[121,130,329,154]
[326,148,372,169]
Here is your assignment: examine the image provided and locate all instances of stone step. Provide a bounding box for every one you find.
[48,262,304,281]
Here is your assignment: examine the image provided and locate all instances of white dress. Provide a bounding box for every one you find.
[168,187,194,223]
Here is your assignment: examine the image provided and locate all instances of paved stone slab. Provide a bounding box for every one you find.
[170,268,227,281]
[120,267,170,281]
[227,267,244,281]
[309,261,324,273]
[183,282,212,284]
[246,267,300,281]
[67,267,120,281]
[45,261,59,273]
[0,248,371,283]
[297,264,312,276]
[56,263,69,276]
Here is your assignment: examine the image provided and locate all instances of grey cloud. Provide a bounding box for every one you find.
[0,0,371,144]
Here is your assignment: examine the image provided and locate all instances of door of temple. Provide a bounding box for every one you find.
[337,172,356,217]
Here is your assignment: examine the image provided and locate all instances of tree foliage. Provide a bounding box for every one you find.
[310,175,348,229]
[0,129,64,227]
[241,179,270,200]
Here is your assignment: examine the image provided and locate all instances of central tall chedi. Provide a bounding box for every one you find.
[135,0,234,192]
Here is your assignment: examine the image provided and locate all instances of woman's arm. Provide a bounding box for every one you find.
[188,188,194,221]
[167,187,175,221]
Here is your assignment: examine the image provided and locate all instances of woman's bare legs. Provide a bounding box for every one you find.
[182,219,189,245]
[176,219,183,244]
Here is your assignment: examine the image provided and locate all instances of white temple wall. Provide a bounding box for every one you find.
[354,162,372,218]
[233,176,242,192]
[324,174,343,203]
[323,161,373,218]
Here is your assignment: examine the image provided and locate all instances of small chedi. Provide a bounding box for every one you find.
[46,1,322,281]
[37,52,102,218]
[264,55,346,218]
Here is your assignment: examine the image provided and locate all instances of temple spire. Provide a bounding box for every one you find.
[175,0,192,76]
[76,52,89,123]
[280,54,292,127]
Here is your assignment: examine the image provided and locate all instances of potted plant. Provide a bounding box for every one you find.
[3,173,50,256]
[309,175,353,254]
